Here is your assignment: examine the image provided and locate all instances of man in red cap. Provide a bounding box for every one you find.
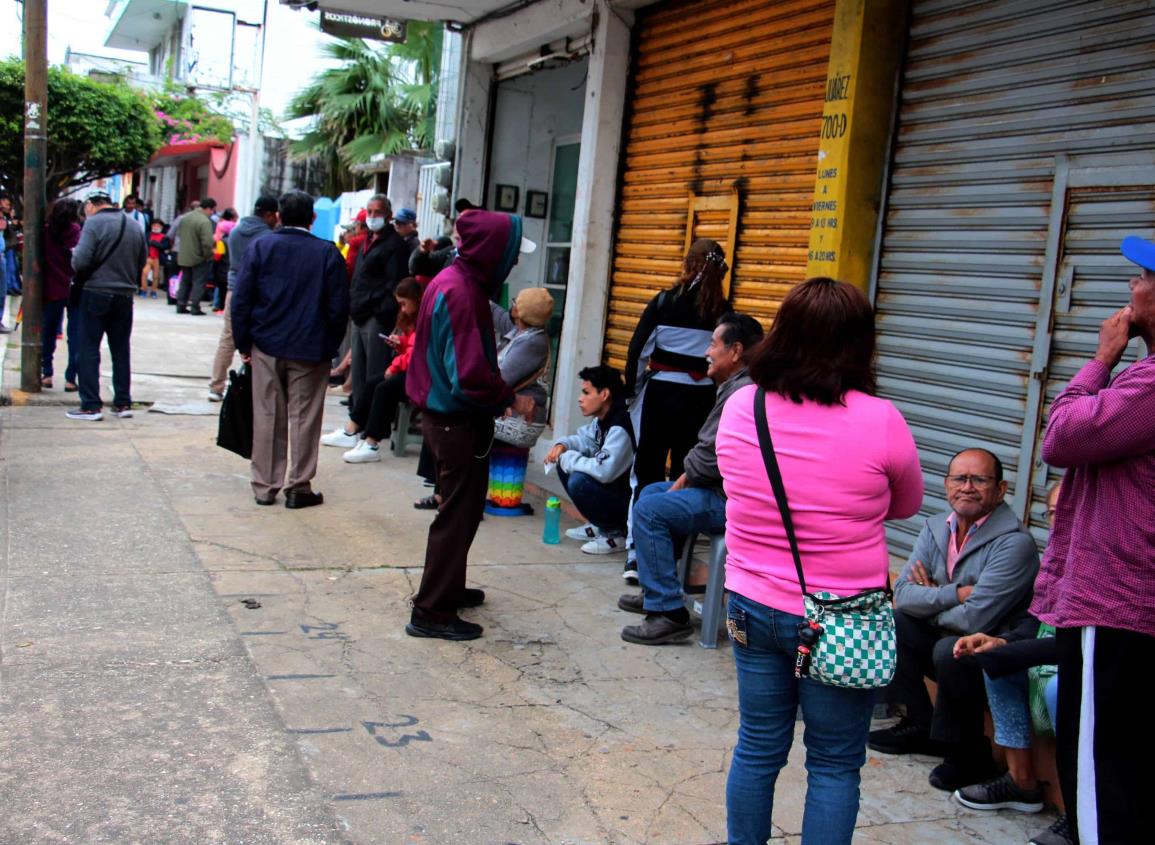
[1029,235,1155,845]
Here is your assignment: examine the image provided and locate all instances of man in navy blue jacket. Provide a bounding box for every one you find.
[232,191,350,508]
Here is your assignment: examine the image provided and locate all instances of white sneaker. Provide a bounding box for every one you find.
[321,428,359,447]
[207,391,224,402]
[565,523,599,541]
[65,408,103,421]
[582,534,627,555]
[343,440,381,463]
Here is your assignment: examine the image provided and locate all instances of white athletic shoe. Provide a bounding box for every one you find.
[321,428,359,448]
[343,440,381,463]
[565,523,599,541]
[207,391,224,402]
[582,534,627,556]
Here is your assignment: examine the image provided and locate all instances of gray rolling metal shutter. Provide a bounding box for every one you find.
[874,0,1155,555]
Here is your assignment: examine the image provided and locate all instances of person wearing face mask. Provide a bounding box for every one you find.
[347,195,411,410]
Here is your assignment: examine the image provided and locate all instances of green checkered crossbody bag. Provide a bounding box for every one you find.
[754,389,897,690]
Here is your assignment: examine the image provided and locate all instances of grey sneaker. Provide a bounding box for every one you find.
[954,771,1044,813]
[621,613,694,645]
[65,408,103,421]
[1029,814,1074,845]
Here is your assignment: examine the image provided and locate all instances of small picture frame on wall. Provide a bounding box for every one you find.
[525,190,548,219]
[495,184,520,213]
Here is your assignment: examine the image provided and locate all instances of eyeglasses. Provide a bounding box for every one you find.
[945,474,996,488]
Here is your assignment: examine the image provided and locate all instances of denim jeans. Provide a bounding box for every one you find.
[983,671,1031,749]
[557,467,630,535]
[41,299,71,378]
[726,591,875,845]
[77,289,133,410]
[634,480,726,611]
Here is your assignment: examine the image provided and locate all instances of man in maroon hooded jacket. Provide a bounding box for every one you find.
[405,210,536,640]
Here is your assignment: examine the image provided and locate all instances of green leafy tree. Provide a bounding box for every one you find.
[151,88,236,145]
[0,59,163,204]
[286,23,442,195]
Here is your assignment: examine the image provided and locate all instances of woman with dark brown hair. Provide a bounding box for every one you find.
[617,239,731,574]
[716,277,924,844]
[42,198,83,389]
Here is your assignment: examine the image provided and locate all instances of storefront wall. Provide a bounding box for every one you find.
[873,0,1155,553]
[604,0,837,369]
[487,59,588,305]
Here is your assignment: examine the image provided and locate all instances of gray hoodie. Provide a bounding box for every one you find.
[894,501,1039,636]
[227,215,272,290]
[72,207,148,295]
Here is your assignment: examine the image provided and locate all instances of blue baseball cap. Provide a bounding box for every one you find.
[394,207,417,224]
[1121,236,1155,272]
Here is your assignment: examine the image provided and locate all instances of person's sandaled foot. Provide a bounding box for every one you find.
[413,494,441,510]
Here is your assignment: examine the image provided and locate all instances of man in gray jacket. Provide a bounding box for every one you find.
[207,196,279,400]
[868,447,1040,792]
[617,313,764,645]
[68,190,147,421]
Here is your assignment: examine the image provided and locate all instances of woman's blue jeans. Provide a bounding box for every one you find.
[726,591,875,845]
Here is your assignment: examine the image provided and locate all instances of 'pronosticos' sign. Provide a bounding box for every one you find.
[320,10,407,43]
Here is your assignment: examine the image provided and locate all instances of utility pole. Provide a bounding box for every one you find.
[20,0,47,393]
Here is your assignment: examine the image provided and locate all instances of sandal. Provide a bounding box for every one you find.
[413,494,441,510]
[64,382,78,392]
[41,376,53,388]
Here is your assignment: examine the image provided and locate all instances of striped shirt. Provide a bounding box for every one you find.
[1031,355,1155,637]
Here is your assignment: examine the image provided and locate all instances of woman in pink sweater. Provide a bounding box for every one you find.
[716,278,924,845]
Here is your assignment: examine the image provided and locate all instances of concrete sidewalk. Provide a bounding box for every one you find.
[1,301,1056,844]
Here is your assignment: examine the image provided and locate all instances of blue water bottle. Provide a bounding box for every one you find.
[543,497,562,544]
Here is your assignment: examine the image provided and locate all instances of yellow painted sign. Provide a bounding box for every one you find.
[806,0,907,289]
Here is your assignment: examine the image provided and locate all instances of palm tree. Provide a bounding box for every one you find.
[286,23,442,194]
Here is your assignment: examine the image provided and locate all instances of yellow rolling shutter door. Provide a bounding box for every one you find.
[604,0,835,367]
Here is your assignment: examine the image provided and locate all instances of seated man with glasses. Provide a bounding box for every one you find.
[868,447,1040,793]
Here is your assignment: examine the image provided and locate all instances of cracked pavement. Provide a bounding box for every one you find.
[0,303,1057,843]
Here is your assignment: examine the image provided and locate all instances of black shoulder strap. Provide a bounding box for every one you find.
[752,387,808,596]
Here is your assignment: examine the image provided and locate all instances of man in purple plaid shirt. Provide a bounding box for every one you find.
[1031,235,1155,845]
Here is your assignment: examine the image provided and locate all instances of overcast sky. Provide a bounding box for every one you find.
[0,0,338,124]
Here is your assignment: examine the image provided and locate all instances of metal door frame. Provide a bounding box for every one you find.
[1011,152,1155,522]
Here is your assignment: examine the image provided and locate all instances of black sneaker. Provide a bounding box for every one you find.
[617,593,645,614]
[458,588,485,608]
[405,617,483,641]
[622,559,639,584]
[867,718,937,755]
[621,613,693,645]
[954,771,1045,813]
[929,756,1000,793]
[1030,814,1074,845]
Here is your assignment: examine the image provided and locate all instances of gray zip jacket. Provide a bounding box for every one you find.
[72,208,148,295]
[894,501,1039,636]
[556,409,635,485]
[682,367,752,489]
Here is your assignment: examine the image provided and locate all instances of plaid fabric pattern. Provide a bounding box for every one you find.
[803,590,896,690]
